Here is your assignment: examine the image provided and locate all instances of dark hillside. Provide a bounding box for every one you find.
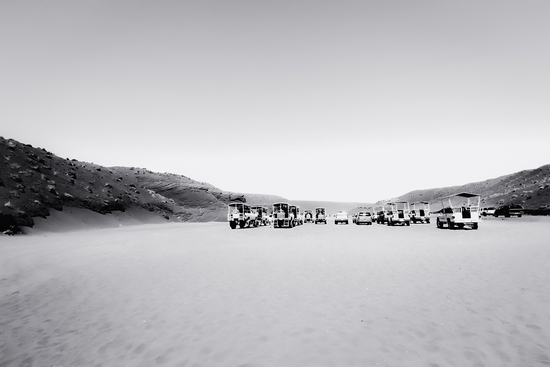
[0,137,244,233]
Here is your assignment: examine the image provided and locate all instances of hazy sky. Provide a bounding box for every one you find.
[2,0,549,202]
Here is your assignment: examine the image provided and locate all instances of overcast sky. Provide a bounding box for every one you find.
[2,0,549,202]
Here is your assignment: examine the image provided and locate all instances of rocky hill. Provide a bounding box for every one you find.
[389,165,550,213]
[0,137,248,233]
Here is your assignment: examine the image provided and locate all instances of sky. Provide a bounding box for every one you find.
[1,0,549,203]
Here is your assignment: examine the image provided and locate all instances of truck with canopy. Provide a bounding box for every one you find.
[436,192,481,230]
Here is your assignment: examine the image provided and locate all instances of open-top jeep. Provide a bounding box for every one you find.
[315,207,327,224]
[289,205,303,226]
[375,205,388,224]
[251,205,269,226]
[228,202,256,229]
[436,192,480,230]
[273,202,294,228]
[387,201,411,226]
[410,201,430,224]
[304,209,314,223]
[370,206,378,223]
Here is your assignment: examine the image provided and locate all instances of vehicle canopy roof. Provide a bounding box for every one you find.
[229,202,249,208]
[273,202,289,210]
[439,192,481,208]
[387,201,409,208]
[441,192,480,199]
[250,205,267,212]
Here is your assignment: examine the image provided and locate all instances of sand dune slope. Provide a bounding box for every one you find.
[1,217,550,366]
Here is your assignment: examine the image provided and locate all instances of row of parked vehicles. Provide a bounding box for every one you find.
[229,193,524,230]
[351,201,431,226]
[227,203,271,229]
[480,205,524,217]
[227,203,328,229]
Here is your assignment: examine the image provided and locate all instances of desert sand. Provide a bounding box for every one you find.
[1,214,550,367]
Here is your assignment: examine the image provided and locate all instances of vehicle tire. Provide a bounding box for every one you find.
[472,223,479,230]
[229,221,237,229]
[406,221,410,226]
[239,221,246,228]
[278,219,283,228]
[436,219,442,228]
[448,219,454,229]
[426,219,430,224]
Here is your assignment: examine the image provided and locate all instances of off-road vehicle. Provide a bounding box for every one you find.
[289,205,303,226]
[228,202,256,229]
[273,202,295,228]
[251,205,269,226]
[387,202,411,226]
[436,192,481,230]
[410,201,430,224]
[374,205,388,224]
[315,207,327,224]
[304,210,314,223]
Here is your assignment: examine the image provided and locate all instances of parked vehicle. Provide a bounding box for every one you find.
[289,205,303,226]
[273,202,294,228]
[410,201,430,224]
[480,207,496,216]
[228,202,256,229]
[494,205,524,217]
[387,202,411,226]
[334,211,349,225]
[375,205,389,224]
[315,207,327,224]
[436,192,481,230]
[355,211,373,225]
[304,209,314,223]
[370,207,378,222]
[250,206,269,226]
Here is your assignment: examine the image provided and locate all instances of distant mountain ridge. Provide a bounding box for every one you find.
[1,136,549,233]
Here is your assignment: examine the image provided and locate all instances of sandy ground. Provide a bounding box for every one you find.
[1,216,550,367]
